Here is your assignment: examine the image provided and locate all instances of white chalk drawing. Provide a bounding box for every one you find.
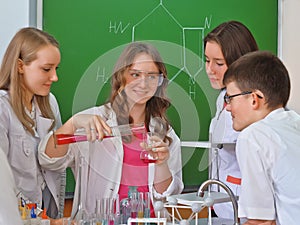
[109,21,130,34]
[96,66,109,83]
[74,1,216,174]
[130,0,212,99]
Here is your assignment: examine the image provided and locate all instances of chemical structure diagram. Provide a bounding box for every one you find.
[101,0,212,99]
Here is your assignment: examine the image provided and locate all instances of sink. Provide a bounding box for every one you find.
[166,191,231,206]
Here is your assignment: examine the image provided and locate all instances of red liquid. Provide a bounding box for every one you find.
[55,134,112,145]
[141,158,157,163]
[55,125,145,145]
[131,211,137,218]
[131,212,137,225]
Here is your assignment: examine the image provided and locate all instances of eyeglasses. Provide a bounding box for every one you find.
[224,91,253,104]
[128,69,163,86]
[224,91,263,104]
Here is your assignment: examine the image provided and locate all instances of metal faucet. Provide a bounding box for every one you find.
[197,179,240,225]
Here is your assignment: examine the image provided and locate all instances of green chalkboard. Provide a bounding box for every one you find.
[43,0,278,193]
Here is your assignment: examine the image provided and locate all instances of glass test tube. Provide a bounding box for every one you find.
[108,198,115,225]
[93,199,102,225]
[101,198,109,225]
[130,193,138,225]
[137,193,144,225]
[144,192,151,225]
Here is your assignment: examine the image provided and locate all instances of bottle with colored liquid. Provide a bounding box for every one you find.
[92,199,102,225]
[137,193,144,225]
[108,197,116,225]
[130,192,138,225]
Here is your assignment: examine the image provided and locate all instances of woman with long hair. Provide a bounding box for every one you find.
[39,42,183,219]
[0,27,65,218]
[204,20,258,219]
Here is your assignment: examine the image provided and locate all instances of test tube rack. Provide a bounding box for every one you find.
[127,217,167,225]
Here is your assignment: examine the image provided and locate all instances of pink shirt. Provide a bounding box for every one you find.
[118,131,155,216]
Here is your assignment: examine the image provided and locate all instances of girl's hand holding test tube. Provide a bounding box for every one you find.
[48,114,112,158]
[54,114,145,145]
[71,114,112,142]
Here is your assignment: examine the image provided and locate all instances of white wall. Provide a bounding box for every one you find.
[280,0,300,113]
[0,0,33,60]
[0,0,299,113]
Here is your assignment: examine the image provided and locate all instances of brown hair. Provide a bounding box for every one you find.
[108,42,171,141]
[223,51,290,109]
[204,20,259,67]
[0,27,59,135]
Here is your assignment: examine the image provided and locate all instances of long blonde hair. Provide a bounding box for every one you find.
[0,27,59,136]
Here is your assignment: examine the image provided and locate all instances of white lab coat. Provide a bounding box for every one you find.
[0,148,23,225]
[0,90,64,218]
[209,89,241,219]
[237,108,300,224]
[38,104,184,217]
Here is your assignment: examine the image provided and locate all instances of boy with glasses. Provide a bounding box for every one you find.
[223,50,300,225]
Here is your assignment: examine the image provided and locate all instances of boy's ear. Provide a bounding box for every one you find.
[17,59,24,74]
[251,90,264,109]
